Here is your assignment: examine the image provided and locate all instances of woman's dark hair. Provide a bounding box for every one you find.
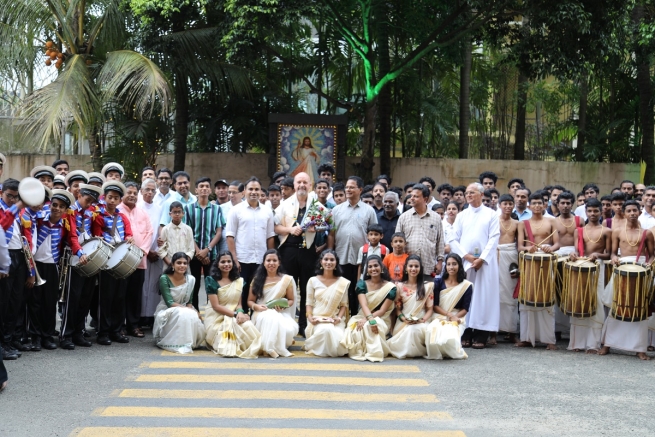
[210,251,240,281]
[164,252,190,274]
[363,255,391,282]
[250,249,285,300]
[315,249,342,276]
[402,194,413,213]
[442,253,467,283]
[401,254,426,300]
[446,200,460,211]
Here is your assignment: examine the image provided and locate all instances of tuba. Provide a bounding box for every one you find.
[21,236,45,286]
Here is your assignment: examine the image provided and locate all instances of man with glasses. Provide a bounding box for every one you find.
[447,182,500,349]
[154,168,173,206]
[159,171,197,228]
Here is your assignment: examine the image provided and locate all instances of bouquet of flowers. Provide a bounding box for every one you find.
[300,198,334,232]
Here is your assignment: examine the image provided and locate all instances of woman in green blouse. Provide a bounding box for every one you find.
[153,252,206,354]
[204,251,262,358]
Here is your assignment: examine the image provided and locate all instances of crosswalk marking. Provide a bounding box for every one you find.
[135,373,429,386]
[96,406,452,421]
[74,428,466,437]
[116,388,440,403]
[159,349,323,358]
[145,361,420,373]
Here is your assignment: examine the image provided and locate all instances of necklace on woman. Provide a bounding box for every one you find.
[584,224,603,244]
[624,222,641,247]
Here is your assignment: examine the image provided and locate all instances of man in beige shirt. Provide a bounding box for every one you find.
[395,183,444,282]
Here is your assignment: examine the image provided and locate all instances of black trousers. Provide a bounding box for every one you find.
[279,244,318,333]
[239,263,260,310]
[461,328,490,344]
[341,264,360,317]
[190,258,212,311]
[60,268,97,339]
[98,271,127,337]
[0,343,6,385]
[124,269,145,331]
[0,250,27,344]
[27,262,59,340]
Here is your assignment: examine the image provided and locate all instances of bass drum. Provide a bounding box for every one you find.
[104,242,142,279]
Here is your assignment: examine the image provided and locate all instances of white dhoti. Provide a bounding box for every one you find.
[519,304,556,346]
[648,315,655,348]
[555,246,575,336]
[601,317,649,354]
[568,263,604,351]
[497,244,518,333]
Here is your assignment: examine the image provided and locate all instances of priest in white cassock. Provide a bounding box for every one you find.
[447,182,500,348]
[137,178,163,327]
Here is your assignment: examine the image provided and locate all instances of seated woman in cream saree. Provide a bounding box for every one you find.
[248,250,299,358]
[425,254,471,360]
[388,255,434,359]
[304,250,350,357]
[204,252,262,358]
[154,253,206,354]
[341,255,396,362]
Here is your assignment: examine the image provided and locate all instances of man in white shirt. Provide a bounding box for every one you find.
[574,183,600,220]
[137,179,162,328]
[419,176,441,209]
[639,186,655,229]
[154,168,173,206]
[225,177,275,309]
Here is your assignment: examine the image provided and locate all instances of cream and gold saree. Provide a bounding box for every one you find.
[252,275,299,358]
[388,282,434,359]
[304,276,350,357]
[425,280,471,360]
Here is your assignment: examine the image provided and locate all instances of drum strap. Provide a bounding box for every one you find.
[577,228,585,256]
[575,216,582,228]
[636,230,649,260]
[524,220,535,244]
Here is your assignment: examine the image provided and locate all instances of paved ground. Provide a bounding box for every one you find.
[2,299,655,436]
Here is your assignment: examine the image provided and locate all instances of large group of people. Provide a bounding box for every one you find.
[1,155,654,391]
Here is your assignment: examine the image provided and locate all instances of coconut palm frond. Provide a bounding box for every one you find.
[16,55,98,150]
[99,50,172,118]
[89,0,129,53]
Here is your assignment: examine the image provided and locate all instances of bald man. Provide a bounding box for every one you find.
[274,172,319,336]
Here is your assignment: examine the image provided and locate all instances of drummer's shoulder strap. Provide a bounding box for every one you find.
[524,220,535,243]
[577,227,584,256]
[636,230,649,260]
[575,216,582,228]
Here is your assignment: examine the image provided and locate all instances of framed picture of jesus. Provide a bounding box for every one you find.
[277,124,337,186]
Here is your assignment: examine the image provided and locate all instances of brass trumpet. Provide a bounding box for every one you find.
[58,247,72,301]
[21,236,45,286]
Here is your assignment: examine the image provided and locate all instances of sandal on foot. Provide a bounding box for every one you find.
[472,342,486,349]
[462,340,472,348]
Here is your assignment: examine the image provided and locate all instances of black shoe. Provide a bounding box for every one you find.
[59,338,75,350]
[3,343,21,358]
[11,340,31,352]
[83,330,92,338]
[110,334,129,343]
[41,337,57,350]
[2,348,18,360]
[72,336,92,347]
[30,337,42,351]
[97,336,112,345]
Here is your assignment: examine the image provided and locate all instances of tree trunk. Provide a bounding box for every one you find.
[514,74,528,160]
[576,75,588,162]
[90,130,101,171]
[458,39,472,159]
[173,72,189,172]
[634,5,655,184]
[360,99,378,183]
[376,3,392,177]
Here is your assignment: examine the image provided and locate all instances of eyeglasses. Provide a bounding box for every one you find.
[4,193,19,201]
[158,177,171,181]
[142,188,156,193]
[464,191,480,196]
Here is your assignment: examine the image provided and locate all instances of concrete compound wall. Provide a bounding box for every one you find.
[3,153,640,195]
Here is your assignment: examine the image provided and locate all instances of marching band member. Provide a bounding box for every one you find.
[30,166,56,190]
[53,175,66,190]
[65,170,88,200]
[25,189,86,351]
[87,172,106,188]
[102,163,125,182]
[91,181,134,345]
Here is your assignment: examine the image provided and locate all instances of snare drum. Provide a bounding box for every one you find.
[104,242,142,279]
[611,262,653,322]
[561,260,599,317]
[518,252,557,307]
[70,238,112,277]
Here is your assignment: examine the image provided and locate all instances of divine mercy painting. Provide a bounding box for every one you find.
[277,124,337,186]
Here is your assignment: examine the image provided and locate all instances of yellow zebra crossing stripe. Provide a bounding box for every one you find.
[74,428,466,437]
[95,406,451,421]
[135,373,429,386]
[116,388,439,403]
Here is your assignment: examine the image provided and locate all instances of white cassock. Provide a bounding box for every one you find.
[138,199,164,318]
[447,204,500,332]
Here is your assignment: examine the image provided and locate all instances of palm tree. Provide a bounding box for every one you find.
[1,0,172,168]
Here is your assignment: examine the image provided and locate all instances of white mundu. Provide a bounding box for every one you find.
[304,276,350,357]
[447,204,500,332]
[497,244,519,333]
[519,251,556,346]
[554,247,575,336]
[340,281,396,362]
[388,282,434,359]
[425,279,472,360]
[601,256,649,354]
[204,278,262,359]
[251,275,299,358]
[567,261,605,351]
